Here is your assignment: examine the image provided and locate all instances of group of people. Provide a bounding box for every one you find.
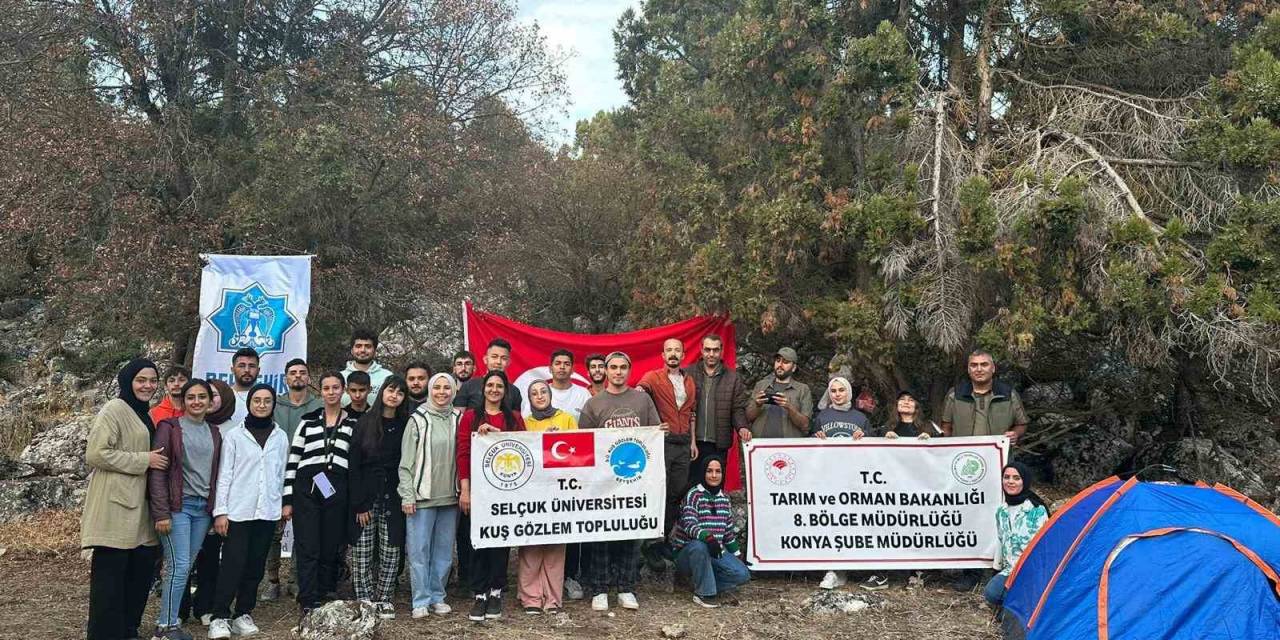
[82,328,1043,640]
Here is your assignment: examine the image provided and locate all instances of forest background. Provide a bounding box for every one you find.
[3,0,1280,492]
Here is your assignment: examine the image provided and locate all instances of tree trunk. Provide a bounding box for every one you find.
[973,0,1001,172]
[945,0,970,93]
[1169,349,1201,440]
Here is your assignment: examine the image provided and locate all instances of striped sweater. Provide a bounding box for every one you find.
[283,408,358,505]
[670,484,740,554]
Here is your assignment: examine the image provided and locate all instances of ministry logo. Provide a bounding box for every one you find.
[207,282,298,354]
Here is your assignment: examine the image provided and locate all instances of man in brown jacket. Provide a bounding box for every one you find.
[638,338,698,569]
[684,334,748,466]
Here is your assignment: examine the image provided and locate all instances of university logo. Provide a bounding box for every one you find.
[207,282,298,354]
[606,437,650,483]
[764,452,798,485]
[483,439,535,490]
[951,452,987,485]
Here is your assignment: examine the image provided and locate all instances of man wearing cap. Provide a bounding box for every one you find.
[744,347,813,440]
[577,351,663,612]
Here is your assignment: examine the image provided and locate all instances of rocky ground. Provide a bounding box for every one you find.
[0,510,1001,640]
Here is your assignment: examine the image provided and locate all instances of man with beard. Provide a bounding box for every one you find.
[637,338,698,570]
[451,351,476,384]
[404,361,433,410]
[685,334,748,465]
[150,365,190,424]
[262,358,322,601]
[453,339,522,412]
[229,348,260,427]
[584,353,607,396]
[342,329,391,406]
[744,347,812,440]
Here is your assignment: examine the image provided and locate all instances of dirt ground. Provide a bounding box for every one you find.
[0,511,1002,640]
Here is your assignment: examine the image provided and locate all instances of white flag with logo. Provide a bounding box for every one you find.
[193,255,311,394]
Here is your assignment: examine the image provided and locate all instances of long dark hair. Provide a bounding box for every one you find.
[468,370,516,430]
[357,375,410,453]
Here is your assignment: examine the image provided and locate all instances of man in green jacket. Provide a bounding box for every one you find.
[940,350,1028,445]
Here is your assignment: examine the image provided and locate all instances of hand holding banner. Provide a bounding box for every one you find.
[745,436,1009,570]
[470,427,667,549]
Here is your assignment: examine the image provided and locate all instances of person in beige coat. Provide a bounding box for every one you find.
[83,358,171,640]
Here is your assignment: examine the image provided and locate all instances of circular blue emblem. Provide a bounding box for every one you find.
[608,441,648,480]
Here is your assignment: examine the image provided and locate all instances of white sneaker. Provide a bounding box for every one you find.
[200,614,214,627]
[591,593,609,611]
[430,603,452,615]
[411,607,430,619]
[564,577,585,601]
[230,614,258,636]
[819,570,847,589]
[617,592,639,610]
[207,619,231,640]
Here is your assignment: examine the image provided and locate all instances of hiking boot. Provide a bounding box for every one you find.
[693,594,720,608]
[564,577,585,601]
[819,571,847,589]
[591,593,608,611]
[207,619,231,640]
[485,592,503,619]
[617,592,639,610]
[468,596,487,622]
[230,614,258,636]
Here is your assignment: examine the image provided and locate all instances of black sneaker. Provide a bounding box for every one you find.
[485,592,503,619]
[468,596,488,622]
[523,606,541,615]
[693,594,720,608]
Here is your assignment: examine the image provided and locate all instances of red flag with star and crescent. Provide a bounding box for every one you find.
[542,432,595,468]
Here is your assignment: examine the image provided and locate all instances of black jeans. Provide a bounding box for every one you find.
[564,543,591,581]
[470,546,509,595]
[664,438,693,539]
[212,520,276,619]
[455,511,472,585]
[293,482,349,608]
[88,545,157,640]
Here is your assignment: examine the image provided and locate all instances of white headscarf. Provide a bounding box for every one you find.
[818,376,853,411]
[424,372,458,416]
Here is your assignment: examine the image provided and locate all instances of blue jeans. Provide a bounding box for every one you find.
[158,496,213,627]
[675,540,750,597]
[984,573,1008,606]
[405,505,459,608]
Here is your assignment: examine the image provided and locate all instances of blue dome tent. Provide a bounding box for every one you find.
[1003,477,1280,640]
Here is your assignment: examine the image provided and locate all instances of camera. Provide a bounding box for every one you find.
[762,386,778,404]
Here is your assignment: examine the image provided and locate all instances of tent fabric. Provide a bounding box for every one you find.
[1004,480,1280,640]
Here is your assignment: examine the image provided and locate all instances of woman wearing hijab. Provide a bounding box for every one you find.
[457,370,526,622]
[83,358,169,640]
[349,375,412,619]
[669,454,749,608]
[148,379,222,639]
[399,373,462,619]
[985,462,1050,607]
[204,383,289,639]
[810,377,870,439]
[516,380,576,614]
[876,390,940,439]
[181,379,237,626]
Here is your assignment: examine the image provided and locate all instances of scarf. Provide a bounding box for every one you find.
[423,373,458,419]
[697,454,727,496]
[243,383,277,431]
[206,379,237,426]
[818,376,853,411]
[1003,461,1049,511]
[117,358,157,434]
[527,380,558,421]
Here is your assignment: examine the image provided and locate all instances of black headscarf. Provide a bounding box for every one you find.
[697,454,727,496]
[243,383,277,431]
[117,358,157,433]
[1003,461,1049,511]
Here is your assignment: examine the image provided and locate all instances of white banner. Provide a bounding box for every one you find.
[193,255,311,394]
[470,427,666,549]
[745,436,1008,570]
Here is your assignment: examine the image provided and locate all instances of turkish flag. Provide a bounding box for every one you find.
[542,432,595,469]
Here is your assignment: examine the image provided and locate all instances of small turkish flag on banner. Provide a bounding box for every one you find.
[542,432,595,469]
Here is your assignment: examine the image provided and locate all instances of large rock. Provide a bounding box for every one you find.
[297,600,380,640]
[19,415,94,478]
[1160,438,1269,499]
[1032,413,1134,489]
[1020,382,1076,411]
[802,590,883,615]
[0,476,84,523]
[0,454,34,480]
